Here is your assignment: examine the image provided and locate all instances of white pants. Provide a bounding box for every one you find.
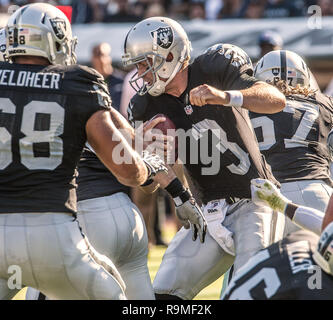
[153,199,285,299]
[0,213,126,300]
[280,180,333,235]
[76,193,154,300]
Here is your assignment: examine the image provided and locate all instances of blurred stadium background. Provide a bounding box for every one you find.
[2,0,333,300]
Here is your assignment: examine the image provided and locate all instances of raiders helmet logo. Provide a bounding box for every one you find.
[151,27,173,49]
[50,17,67,40]
[272,68,280,76]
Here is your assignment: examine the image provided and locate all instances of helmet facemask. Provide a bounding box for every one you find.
[123,51,165,96]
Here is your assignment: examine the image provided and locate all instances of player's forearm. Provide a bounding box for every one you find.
[322,195,333,231]
[87,110,148,187]
[239,82,286,114]
[284,203,324,235]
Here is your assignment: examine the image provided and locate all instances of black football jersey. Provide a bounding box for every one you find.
[250,93,333,186]
[0,61,111,214]
[223,230,333,300]
[77,146,129,202]
[129,44,278,203]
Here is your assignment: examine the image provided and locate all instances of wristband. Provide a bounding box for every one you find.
[141,179,154,187]
[165,178,186,198]
[165,178,191,206]
[224,90,243,108]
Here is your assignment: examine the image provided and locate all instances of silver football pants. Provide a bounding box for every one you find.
[76,192,154,300]
[153,199,285,299]
[0,212,126,300]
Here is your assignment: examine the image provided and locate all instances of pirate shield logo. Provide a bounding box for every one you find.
[151,27,173,49]
[50,17,66,40]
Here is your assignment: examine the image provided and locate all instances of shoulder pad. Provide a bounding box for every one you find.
[314,92,333,112]
[128,93,150,124]
[46,64,111,108]
[199,43,253,75]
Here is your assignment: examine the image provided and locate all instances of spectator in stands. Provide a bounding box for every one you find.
[263,0,305,18]
[104,0,142,22]
[91,42,123,109]
[318,0,333,16]
[205,0,223,20]
[188,0,205,20]
[167,0,189,20]
[72,0,103,23]
[240,0,266,19]
[258,30,283,58]
[218,0,243,18]
[144,2,166,18]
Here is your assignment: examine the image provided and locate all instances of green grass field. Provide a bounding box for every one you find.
[13,222,222,300]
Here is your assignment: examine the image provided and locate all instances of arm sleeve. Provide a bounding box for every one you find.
[293,206,324,235]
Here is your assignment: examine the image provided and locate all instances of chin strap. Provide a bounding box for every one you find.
[148,44,188,96]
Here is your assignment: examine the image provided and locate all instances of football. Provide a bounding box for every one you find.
[149,113,178,163]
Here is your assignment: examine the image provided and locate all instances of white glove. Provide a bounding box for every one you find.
[174,191,207,243]
[251,178,291,213]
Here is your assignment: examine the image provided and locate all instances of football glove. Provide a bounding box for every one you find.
[173,189,207,243]
[142,150,168,183]
[251,178,291,213]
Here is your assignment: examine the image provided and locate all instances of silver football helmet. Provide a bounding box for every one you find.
[254,50,311,88]
[122,16,192,96]
[313,222,333,276]
[6,3,77,66]
[0,28,7,62]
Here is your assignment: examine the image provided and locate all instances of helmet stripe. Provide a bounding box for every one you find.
[280,50,287,81]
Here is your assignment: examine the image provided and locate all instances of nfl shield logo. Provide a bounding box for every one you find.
[184,105,193,115]
[151,27,173,49]
[272,68,280,76]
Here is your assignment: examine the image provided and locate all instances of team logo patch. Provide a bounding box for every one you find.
[50,17,67,40]
[272,68,280,76]
[184,104,193,115]
[150,27,173,49]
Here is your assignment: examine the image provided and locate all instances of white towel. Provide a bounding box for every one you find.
[203,200,235,256]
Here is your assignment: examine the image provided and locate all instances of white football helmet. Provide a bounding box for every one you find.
[122,16,192,96]
[254,50,311,88]
[313,222,333,276]
[6,3,77,66]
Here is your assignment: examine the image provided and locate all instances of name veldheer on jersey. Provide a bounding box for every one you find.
[0,68,60,89]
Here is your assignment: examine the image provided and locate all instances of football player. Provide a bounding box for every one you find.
[0,28,7,62]
[122,16,287,299]
[250,50,333,236]
[222,225,333,300]
[223,183,333,300]
[0,3,168,300]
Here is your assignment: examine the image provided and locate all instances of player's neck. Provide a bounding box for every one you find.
[165,67,188,97]
[14,56,51,66]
